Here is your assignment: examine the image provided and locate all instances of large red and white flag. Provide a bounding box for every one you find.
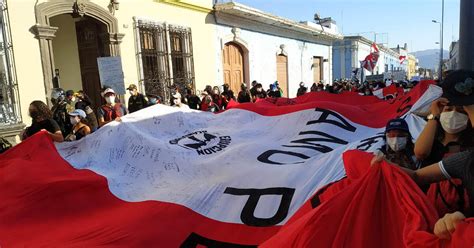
[361,43,380,72]
[1,81,473,247]
[400,55,407,64]
[372,84,401,99]
[371,43,380,54]
[361,54,376,72]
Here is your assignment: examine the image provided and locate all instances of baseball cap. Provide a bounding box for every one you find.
[103,88,116,96]
[65,90,75,97]
[68,109,86,118]
[385,118,409,133]
[126,84,137,91]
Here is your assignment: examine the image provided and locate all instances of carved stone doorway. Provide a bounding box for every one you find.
[30,0,124,104]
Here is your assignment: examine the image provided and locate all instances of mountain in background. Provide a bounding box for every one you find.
[411,49,449,70]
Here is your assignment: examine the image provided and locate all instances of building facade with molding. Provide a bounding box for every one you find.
[213,2,342,98]
[407,54,419,80]
[447,41,459,70]
[0,0,346,142]
[333,36,409,81]
[0,0,219,142]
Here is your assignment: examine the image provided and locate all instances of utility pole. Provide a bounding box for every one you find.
[439,0,444,80]
[458,0,474,70]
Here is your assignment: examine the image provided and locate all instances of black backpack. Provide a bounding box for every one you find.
[0,137,12,154]
[52,102,72,137]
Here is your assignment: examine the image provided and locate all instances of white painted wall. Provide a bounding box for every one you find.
[50,14,82,92]
[216,25,332,98]
[7,0,217,124]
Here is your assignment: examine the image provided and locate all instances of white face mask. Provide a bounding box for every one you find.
[386,137,408,152]
[440,111,469,134]
[173,98,181,106]
[105,96,115,104]
[70,116,79,125]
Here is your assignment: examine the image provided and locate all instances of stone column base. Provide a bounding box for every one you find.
[0,123,26,146]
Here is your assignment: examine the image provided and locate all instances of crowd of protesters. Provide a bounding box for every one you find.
[17,77,421,144]
[3,69,474,240]
[172,78,418,112]
[368,70,474,240]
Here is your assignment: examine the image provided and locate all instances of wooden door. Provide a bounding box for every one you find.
[76,19,109,109]
[313,57,323,83]
[223,42,244,94]
[276,54,288,97]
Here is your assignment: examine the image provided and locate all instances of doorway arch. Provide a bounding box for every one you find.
[30,0,124,103]
[220,33,250,91]
[222,42,247,94]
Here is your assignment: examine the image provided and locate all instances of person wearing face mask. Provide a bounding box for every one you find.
[171,92,190,109]
[415,103,473,165]
[126,84,148,114]
[97,88,127,127]
[211,86,223,109]
[415,100,473,214]
[21,101,64,142]
[399,105,474,240]
[371,118,419,170]
[412,69,474,222]
[65,109,91,141]
[253,83,267,101]
[65,90,77,113]
[51,88,72,138]
[74,91,98,133]
[268,83,282,98]
[146,93,161,106]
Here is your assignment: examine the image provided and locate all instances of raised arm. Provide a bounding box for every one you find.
[414,98,449,160]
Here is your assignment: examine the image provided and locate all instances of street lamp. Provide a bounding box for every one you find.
[432,0,444,80]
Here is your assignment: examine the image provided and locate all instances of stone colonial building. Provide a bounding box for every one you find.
[0,0,343,142]
[0,0,219,143]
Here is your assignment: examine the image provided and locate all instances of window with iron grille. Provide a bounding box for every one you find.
[0,0,20,126]
[136,20,195,104]
[168,25,194,92]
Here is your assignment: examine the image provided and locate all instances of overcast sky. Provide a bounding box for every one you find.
[233,0,460,52]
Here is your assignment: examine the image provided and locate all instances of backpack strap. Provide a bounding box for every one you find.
[101,105,116,121]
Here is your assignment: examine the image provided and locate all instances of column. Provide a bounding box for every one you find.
[458,0,474,70]
[30,24,58,105]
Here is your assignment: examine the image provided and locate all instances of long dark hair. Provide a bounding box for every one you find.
[436,119,474,149]
[30,100,52,121]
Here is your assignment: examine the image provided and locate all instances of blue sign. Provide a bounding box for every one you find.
[97,57,125,95]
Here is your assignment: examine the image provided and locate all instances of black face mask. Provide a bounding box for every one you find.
[29,111,39,120]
